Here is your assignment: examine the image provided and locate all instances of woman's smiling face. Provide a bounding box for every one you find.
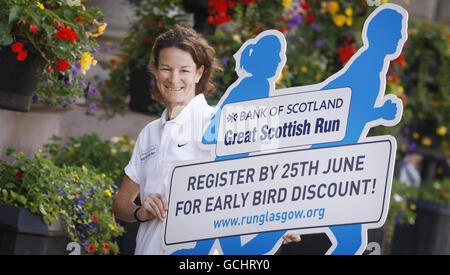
[152,47,204,111]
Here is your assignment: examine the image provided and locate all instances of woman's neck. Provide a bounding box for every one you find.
[167,103,187,120]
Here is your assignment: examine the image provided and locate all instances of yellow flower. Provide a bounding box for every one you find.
[282,0,291,8]
[401,143,407,151]
[82,165,88,172]
[333,14,347,27]
[79,52,97,74]
[37,1,44,10]
[409,203,416,211]
[398,85,404,94]
[421,136,432,146]
[436,126,447,136]
[108,224,115,231]
[91,22,107,38]
[315,73,321,81]
[105,189,112,197]
[412,132,420,139]
[345,16,353,27]
[345,7,353,17]
[73,173,80,181]
[301,66,308,73]
[327,1,340,14]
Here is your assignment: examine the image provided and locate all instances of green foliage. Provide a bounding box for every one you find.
[398,20,449,155]
[417,178,450,205]
[42,134,134,181]
[384,178,417,240]
[0,147,124,255]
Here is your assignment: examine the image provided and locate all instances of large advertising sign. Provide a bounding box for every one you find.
[166,138,395,245]
[164,3,408,255]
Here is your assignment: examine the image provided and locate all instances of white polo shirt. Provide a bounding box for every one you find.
[124,94,214,255]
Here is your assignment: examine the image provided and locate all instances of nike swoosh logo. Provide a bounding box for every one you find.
[177,143,188,148]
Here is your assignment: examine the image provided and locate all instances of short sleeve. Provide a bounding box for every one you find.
[124,132,142,184]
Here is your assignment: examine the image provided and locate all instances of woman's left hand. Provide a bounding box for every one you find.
[282,234,301,245]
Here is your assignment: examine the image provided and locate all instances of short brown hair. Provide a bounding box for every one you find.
[150,25,222,104]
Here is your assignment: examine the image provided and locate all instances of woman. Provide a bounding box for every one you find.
[113,26,298,255]
[112,25,220,255]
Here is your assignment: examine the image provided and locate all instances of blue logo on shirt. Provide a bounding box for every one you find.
[140,146,158,161]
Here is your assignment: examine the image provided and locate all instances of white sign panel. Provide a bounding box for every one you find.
[216,87,351,156]
[165,137,394,245]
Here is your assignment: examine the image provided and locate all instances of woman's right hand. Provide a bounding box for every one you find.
[140,193,169,221]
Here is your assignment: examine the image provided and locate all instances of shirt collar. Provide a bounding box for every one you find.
[160,94,206,126]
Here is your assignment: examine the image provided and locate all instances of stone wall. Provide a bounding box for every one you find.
[0,105,152,161]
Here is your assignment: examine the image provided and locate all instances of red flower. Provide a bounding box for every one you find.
[337,44,357,64]
[306,13,315,23]
[29,24,38,33]
[76,15,83,25]
[300,1,310,10]
[11,42,24,53]
[91,214,99,223]
[387,75,398,83]
[55,59,70,72]
[393,55,406,67]
[11,42,28,61]
[56,27,77,43]
[16,50,28,61]
[399,95,407,106]
[56,22,66,30]
[14,171,23,179]
[207,0,249,27]
[87,244,96,253]
[103,242,110,252]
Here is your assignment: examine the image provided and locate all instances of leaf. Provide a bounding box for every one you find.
[26,9,41,27]
[0,19,13,44]
[39,203,48,216]
[8,5,23,24]
[4,183,15,189]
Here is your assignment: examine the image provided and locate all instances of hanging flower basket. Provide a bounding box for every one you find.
[0,41,41,112]
[0,0,106,111]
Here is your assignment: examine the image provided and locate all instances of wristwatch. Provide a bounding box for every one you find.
[134,207,150,222]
